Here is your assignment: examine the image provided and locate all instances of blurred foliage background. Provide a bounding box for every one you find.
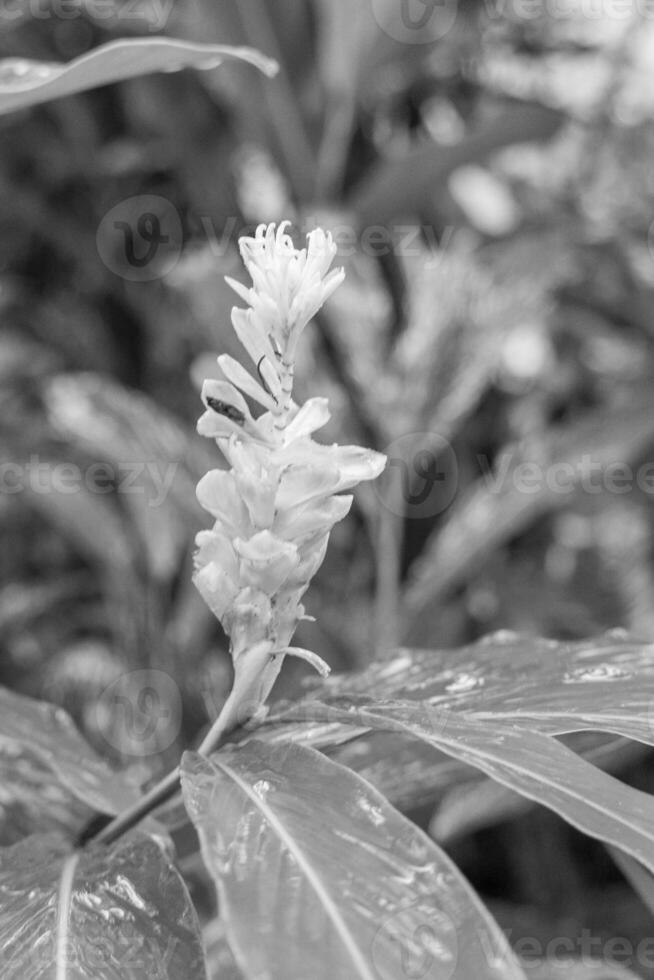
[3,0,654,966]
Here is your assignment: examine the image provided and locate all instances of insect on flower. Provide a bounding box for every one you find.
[206,397,246,425]
[194,222,387,737]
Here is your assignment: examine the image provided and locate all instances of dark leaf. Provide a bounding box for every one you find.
[404,395,654,615]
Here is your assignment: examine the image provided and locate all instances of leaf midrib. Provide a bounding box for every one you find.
[206,755,377,980]
[55,851,79,980]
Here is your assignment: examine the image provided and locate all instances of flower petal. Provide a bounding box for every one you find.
[218,354,276,411]
[276,461,341,511]
[231,306,278,369]
[284,398,331,441]
[235,530,298,593]
[224,586,272,656]
[193,562,239,621]
[196,470,250,535]
[275,494,353,541]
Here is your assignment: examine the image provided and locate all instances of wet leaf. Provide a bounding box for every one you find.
[286,700,654,875]
[431,735,649,843]
[292,631,654,747]
[0,687,140,815]
[0,832,207,979]
[0,745,93,847]
[0,38,278,116]
[181,740,526,980]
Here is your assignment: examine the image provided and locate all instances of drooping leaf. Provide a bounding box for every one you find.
[0,687,140,815]
[284,700,654,875]
[0,832,207,979]
[0,38,278,116]
[181,740,526,980]
[430,735,649,843]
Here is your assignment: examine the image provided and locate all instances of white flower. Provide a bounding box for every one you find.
[194,222,386,735]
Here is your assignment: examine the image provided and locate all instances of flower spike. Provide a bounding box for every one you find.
[194,222,386,740]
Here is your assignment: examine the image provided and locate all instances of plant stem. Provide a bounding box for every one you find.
[90,767,182,847]
[85,711,239,848]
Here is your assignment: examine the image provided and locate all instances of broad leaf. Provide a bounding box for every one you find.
[431,735,648,843]
[0,744,92,847]
[0,38,278,116]
[286,701,654,875]
[0,832,207,979]
[288,631,654,747]
[0,687,140,815]
[181,740,526,980]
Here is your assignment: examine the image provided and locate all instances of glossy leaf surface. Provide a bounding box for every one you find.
[0,687,140,814]
[0,744,92,847]
[287,631,654,747]
[285,700,654,874]
[0,38,277,116]
[181,740,526,980]
[0,832,207,979]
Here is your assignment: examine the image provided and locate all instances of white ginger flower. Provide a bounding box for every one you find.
[194,222,386,734]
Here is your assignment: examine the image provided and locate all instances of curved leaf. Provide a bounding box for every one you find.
[0,38,278,116]
[0,832,207,979]
[181,740,526,980]
[287,700,654,876]
[0,687,140,815]
[431,735,649,843]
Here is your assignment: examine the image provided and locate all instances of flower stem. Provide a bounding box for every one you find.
[83,711,239,848]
